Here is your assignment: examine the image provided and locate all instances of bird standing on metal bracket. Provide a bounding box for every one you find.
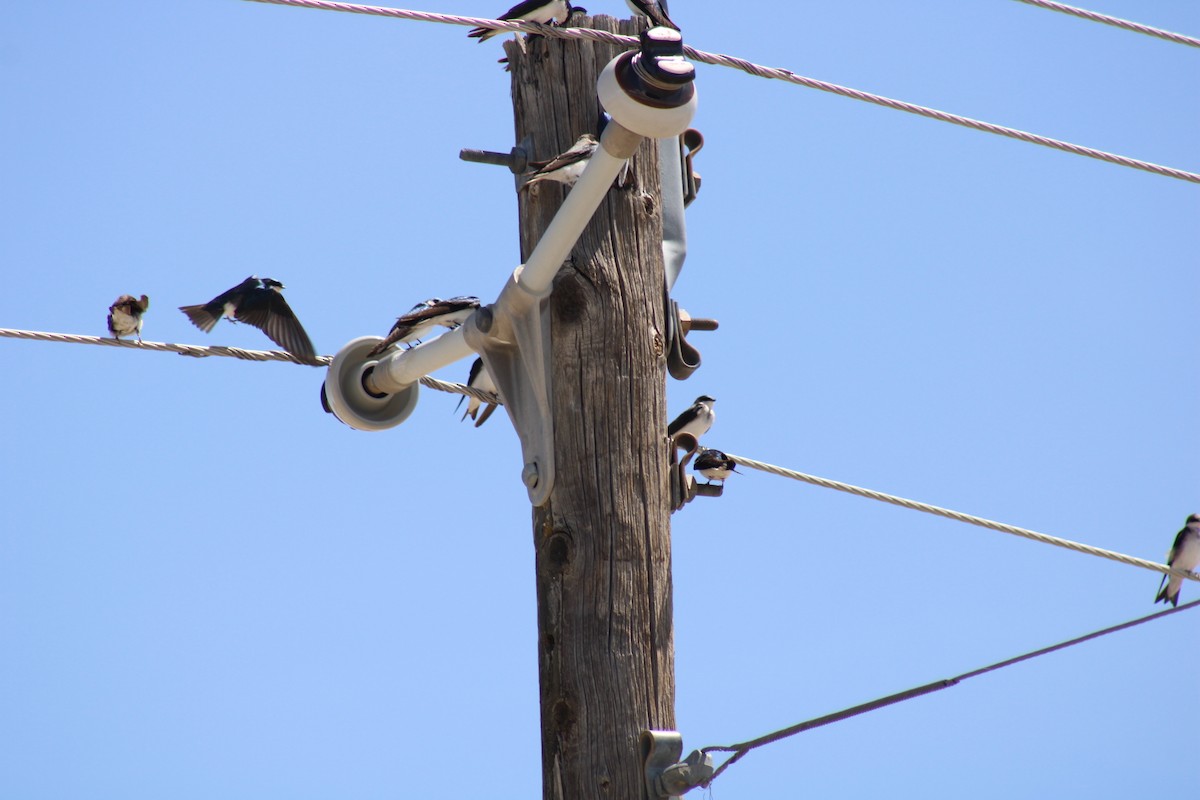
[668,395,715,443]
[693,448,738,485]
[625,0,678,30]
[469,0,573,42]
[456,357,500,427]
[107,294,150,342]
[1154,513,1200,607]
[366,296,481,357]
[179,276,316,361]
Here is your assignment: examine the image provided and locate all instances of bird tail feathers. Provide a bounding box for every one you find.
[1155,576,1181,607]
[179,304,219,333]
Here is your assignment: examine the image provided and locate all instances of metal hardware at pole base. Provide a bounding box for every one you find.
[642,731,714,799]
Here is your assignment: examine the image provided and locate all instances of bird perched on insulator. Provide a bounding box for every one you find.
[107,294,150,342]
[1154,513,1200,607]
[366,296,481,357]
[179,276,316,361]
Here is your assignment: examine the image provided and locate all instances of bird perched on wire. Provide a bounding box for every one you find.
[179,276,316,361]
[366,296,481,357]
[521,134,600,191]
[456,357,500,427]
[106,294,150,342]
[693,448,738,485]
[1154,513,1200,607]
[625,0,678,29]
[469,0,572,42]
[668,395,715,443]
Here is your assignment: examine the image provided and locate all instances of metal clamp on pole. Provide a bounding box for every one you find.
[670,434,723,512]
[642,730,714,799]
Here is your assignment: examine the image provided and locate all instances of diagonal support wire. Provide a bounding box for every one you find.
[699,597,1200,786]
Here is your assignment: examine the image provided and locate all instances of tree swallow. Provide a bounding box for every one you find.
[456,356,500,427]
[469,0,571,41]
[366,296,481,357]
[693,448,738,484]
[521,134,599,191]
[1154,513,1200,607]
[668,395,715,442]
[625,0,678,29]
[179,276,316,361]
[107,294,150,342]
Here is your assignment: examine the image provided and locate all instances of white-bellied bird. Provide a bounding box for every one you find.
[668,394,715,443]
[366,296,481,357]
[625,0,678,30]
[693,448,738,485]
[107,294,150,342]
[1154,513,1200,607]
[521,134,600,191]
[457,357,500,427]
[179,276,315,361]
[469,0,571,42]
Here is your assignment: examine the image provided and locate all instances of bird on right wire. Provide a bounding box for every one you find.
[468,0,572,42]
[1154,513,1200,607]
[668,394,715,444]
[625,0,678,30]
[456,357,500,427]
[107,294,150,342]
[693,448,738,485]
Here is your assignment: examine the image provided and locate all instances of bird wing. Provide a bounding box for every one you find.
[667,407,695,436]
[234,289,316,360]
[527,136,597,175]
[1166,526,1189,564]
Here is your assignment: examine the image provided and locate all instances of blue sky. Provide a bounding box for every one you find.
[1,1,1196,797]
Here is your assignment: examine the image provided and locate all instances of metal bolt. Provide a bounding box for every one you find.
[522,462,540,489]
[475,306,495,334]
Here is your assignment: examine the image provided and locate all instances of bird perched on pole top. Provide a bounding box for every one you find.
[469,0,572,42]
[1154,513,1200,607]
[457,357,500,427]
[366,296,481,357]
[693,448,738,485]
[107,294,150,342]
[668,395,715,443]
[179,276,316,361]
[625,0,678,30]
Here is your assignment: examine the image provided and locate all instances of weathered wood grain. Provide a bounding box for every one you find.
[505,15,675,800]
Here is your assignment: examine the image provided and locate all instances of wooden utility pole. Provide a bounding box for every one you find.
[505,16,676,800]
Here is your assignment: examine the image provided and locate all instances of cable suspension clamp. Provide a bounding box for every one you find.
[670,434,723,511]
[642,730,714,799]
